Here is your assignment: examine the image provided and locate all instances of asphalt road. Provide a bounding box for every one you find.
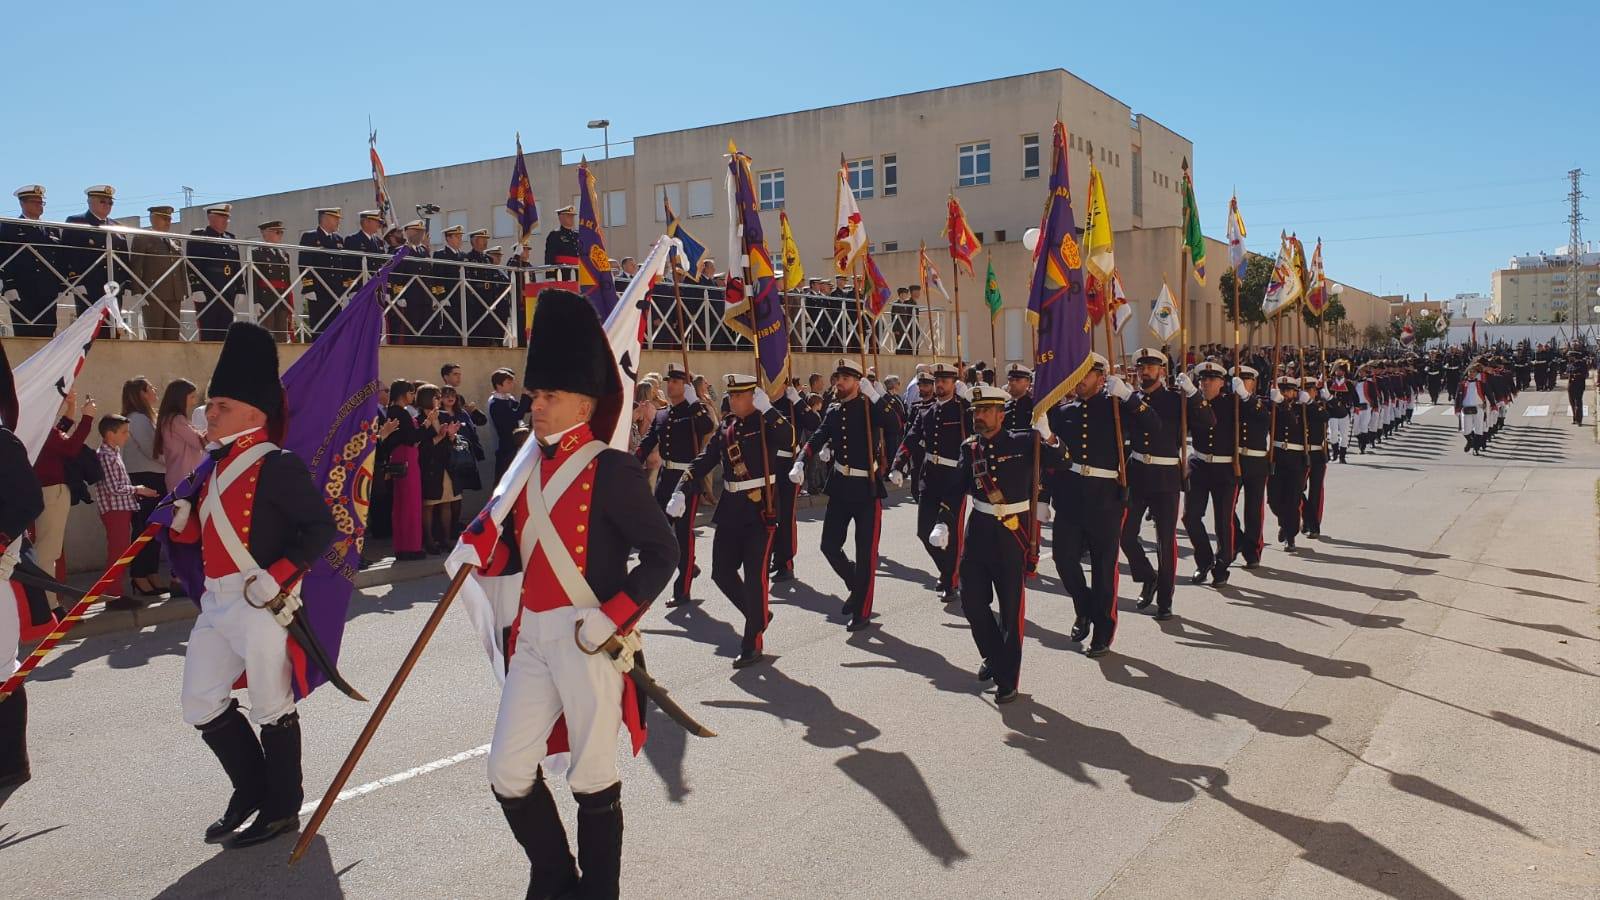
[6,389,1598,899]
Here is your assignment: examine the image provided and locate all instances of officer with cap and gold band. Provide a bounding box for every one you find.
[297,208,345,336]
[957,384,1068,700]
[636,363,715,607]
[669,374,794,668]
[1002,365,1035,431]
[892,362,972,603]
[1,184,64,336]
[545,205,581,268]
[1227,365,1272,569]
[1269,374,1318,551]
[62,184,126,321]
[1183,361,1262,586]
[187,203,241,341]
[1299,374,1344,539]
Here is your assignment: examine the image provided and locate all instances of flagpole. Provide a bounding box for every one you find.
[852,259,880,486]
[1232,271,1243,478]
[741,260,776,522]
[987,250,998,365]
[671,273,712,495]
[1269,312,1281,465]
[952,258,964,364]
[919,242,937,363]
[1104,300,1128,489]
[1178,237,1190,492]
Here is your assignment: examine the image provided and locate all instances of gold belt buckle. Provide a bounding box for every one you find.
[1001,514,1020,532]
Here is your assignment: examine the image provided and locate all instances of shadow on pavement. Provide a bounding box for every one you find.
[154,833,349,899]
[1096,653,1332,738]
[0,822,67,851]
[1313,735,1532,838]
[835,748,969,867]
[843,625,983,697]
[641,705,691,804]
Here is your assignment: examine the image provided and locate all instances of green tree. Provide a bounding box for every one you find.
[1361,323,1388,347]
[1300,295,1347,329]
[1219,253,1275,332]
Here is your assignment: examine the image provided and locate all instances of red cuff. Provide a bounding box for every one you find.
[601,591,640,633]
[267,559,300,588]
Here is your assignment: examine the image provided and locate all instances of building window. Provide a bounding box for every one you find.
[1004,308,1026,361]
[847,159,875,200]
[958,141,991,187]
[654,183,681,222]
[758,170,785,210]
[493,206,518,239]
[881,240,899,252]
[994,229,1007,243]
[686,179,713,217]
[1022,134,1040,179]
[604,190,627,228]
[1131,150,1143,217]
[972,232,984,244]
[882,154,898,197]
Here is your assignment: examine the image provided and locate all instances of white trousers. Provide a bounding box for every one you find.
[181,573,295,726]
[1460,410,1486,436]
[488,605,624,797]
[1327,415,1351,447]
[1353,408,1372,435]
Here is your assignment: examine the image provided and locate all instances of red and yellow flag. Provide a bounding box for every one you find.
[944,195,981,275]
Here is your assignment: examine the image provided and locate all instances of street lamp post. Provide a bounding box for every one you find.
[587,119,611,161]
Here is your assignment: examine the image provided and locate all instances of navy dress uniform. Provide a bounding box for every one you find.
[672,374,794,666]
[901,373,935,501]
[187,204,242,341]
[1120,349,1215,613]
[1567,350,1590,426]
[544,205,581,268]
[1300,376,1345,538]
[1,184,65,336]
[297,208,347,335]
[342,212,388,257]
[165,323,338,848]
[465,228,510,343]
[392,223,436,345]
[1182,362,1245,586]
[61,185,128,318]
[1002,365,1036,431]
[893,363,972,602]
[771,384,821,582]
[250,221,293,337]
[1225,367,1272,568]
[957,385,1068,700]
[431,225,468,343]
[1045,354,1157,644]
[634,365,715,606]
[1268,376,1322,551]
[448,291,676,900]
[792,358,892,632]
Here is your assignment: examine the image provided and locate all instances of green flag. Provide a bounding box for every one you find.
[984,260,1003,321]
[1181,160,1206,285]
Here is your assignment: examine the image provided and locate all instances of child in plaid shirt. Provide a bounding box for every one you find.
[94,415,159,610]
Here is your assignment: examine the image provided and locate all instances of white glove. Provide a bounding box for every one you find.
[954,380,972,401]
[1033,413,1054,441]
[1298,390,1312,405]
[860,378,881,401]
[685,388,700,407]
[817,445,833,463]
[577,612,618,653]
[888,470,904,487]
[1320,387,1332,401]
[1271,388,1284,403]
[1232,377,1248,396]
[1108,377,1133,401]
[753,390,772,412]
[243,568,301,626]
[785,386,801,405]
[665,491,687,518]
[1037,503,1053,525]
[1176,373,1197,397]
[929,522,949,549]
[788,459,806,483]
[170,498,193,532]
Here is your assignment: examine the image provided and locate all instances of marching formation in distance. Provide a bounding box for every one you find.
[2,113,1595,900]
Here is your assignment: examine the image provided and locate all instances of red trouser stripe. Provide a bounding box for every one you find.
[756,527,775,652]
[950,497,968,590]
[785,481,801,572]
[1110,508,1127,635]
[682,495,700,594]
[861,500,884,618]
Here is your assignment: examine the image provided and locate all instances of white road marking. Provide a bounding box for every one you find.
[1524,405,1550,417]
[1413,405,1434,416]
[298,743,491,816]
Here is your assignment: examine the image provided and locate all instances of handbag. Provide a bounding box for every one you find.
[449,435,474,473]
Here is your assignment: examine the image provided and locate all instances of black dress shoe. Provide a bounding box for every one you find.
[665,595,696,608]
[940,589,960,605]
[1189,570,1208,585]
[1136,582,1157,610]
[1306,531,1320,539]
[204,796,262,843]
[732,652,764,669]
[1153,608,1174,622]
[1242,558,1260,570]
[1284,540,1297,552]
[1085,645,1111,658]
[770,569,794,584]
[977,661,992,682]
[228,814,299,848]
[1211,570,1230,587]
[846,615,871,632]
[995,687,1019,704]
[1068,617,1091,643]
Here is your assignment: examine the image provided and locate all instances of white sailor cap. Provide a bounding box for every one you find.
[1231,365,1258,379]
[442,225,464,236]
[835,358,864,378]
[13,184,44,201]
[666,363,690,380]
[315,207,343,217]
[930,362,959,378]
[403,219,426,230]
[723,373,759,392]
[1135,347,1169,367]
[970,384,1010,407]
[359,210,383,221]
[85,185,116,199]
[1086,352,1110,373]
[556,204,577,215]
[204,203,232,215]
[1193,361,1227,378]
[469,228,490,239]
[1007,364,1034,380]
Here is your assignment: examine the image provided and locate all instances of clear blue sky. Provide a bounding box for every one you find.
[4,1,1593,301]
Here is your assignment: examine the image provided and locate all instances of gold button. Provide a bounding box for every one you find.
[575,545,585,554]
[243,510,251,517]
[576,524,586,533]
[582,483,591,491]
[579,504,588,512]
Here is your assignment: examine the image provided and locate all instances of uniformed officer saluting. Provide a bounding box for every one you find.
[165,322,337,847]
[956,384,1067,701]
[790,358,891,633]
[635,363,715,607]
[668,373,794,668]
[892,362,972,603]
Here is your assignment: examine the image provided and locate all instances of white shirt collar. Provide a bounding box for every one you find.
[205,426,263,452]
[538,422,584,447]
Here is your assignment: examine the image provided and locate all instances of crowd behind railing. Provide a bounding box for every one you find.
[0,187,943,353]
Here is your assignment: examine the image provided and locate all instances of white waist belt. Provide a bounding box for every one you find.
[1191,452,1234,465]
[725,474,776,491]
[1275,441,1309,451]
[927,454,960,467]
[833,462,875,478]
[972,498,1030,517]
[1129,452,1180,465]
[1071,463,1120,479]
[1239,448,1269,458]
[775,449,794,458]
[663,461,694,471]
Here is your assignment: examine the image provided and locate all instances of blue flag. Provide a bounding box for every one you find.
[663,197,706,276]
[1026,121,1094,419]
[506,133,539,248]
[723,142,791,398]
[153,252,399,698]
[576,161,621,320]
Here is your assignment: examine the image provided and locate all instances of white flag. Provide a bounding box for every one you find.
[14,288,130,462]
[833,163,867,274]
[602,235,674,451]
[1261,232,1304,319]
[1148,282,1180,342]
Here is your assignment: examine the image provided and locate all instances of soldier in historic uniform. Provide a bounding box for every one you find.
[297,208,346,336]
[892,363,972,603]
[1456,361,1490,454]
[1182,361,1246,586]
[770,380,821,583]
[1002,364,1035,431]
[635,364,715,607]
[187,203,242,341]
[669,374,794,667]
[164,322,337,847]
[249,220,294,337]
[789,358,891,632]
[1323,360,1356,463]
[452,290,676,900]
[61,185,127,319]
[1229,365,1272,569]
[1045,353,1153,646]
[1120,349,1215,614]
[1,184,65,336]
[954,385,1065,699]
[544,204,581,269]
[0,340,45,808]
[127,204,185,340]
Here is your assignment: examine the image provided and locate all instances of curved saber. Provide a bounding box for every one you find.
[629,664,717,739]
[250,570,367,703]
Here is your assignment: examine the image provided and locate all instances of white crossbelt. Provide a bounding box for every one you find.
[927,454,960,468]
[972,498,1030,517]
[1274,441,1309,451]
[518,441,608,609]
[1129,452,1180,465]
[1191,452,1234,465]
[200,441,279,577]
[1240,448,1269,457]
[1071,462,1120,479]
[833,462,875,478]
[725,474,776,492]
[662,461,693,471]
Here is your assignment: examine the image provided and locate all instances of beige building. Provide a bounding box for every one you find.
[1491,244,1600,325]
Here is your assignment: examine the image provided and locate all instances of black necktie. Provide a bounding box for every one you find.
[539,442,558,460]
[208,446,229,463]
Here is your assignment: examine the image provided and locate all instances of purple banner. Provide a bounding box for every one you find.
[1026,121,1094,418]
[723,147,791,397]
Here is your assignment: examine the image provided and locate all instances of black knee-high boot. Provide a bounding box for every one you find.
[575,782,624,900]
[197,699,267,842]
[496,768,579,900]
[231,709,302,848]
[0,683,31,809]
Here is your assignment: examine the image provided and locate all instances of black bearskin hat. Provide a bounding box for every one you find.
[0,338,16,431]
[524,289,622,443]
[208,321,284,420]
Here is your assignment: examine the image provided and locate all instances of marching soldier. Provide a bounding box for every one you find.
[128,204,184,340]
[892,363,972,603]
[1045,354,1153,646]
[789,358,891,632]
[165,322,338,847]
[187,203,241,341]
[957,384,1066,699]
[668,374,794,667]
[544,204,581,269]
[771,381,821,583]
[452,290,676,900]
[879,375,908,476]
[1424,351,1445,404]
[1182,361,1243,586]
[1229,365,1272,569]
[1121,349,1215,615]
[899,371,936,502]
[1,184,64,336]
[1567,346,1590,426]
[1002,364,1035,430]
[1268,374,1322,551]
[252,221,293,337]
[635,364,714,607]
[1324,360,1356,463]
[1299,374,1344,538]
[1352,363,1379,453]
[1442,350,1464,403]
[297,208,345,336]
[1456,361,1489,454]
[61,185,127,319]
[0,341,44,807]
